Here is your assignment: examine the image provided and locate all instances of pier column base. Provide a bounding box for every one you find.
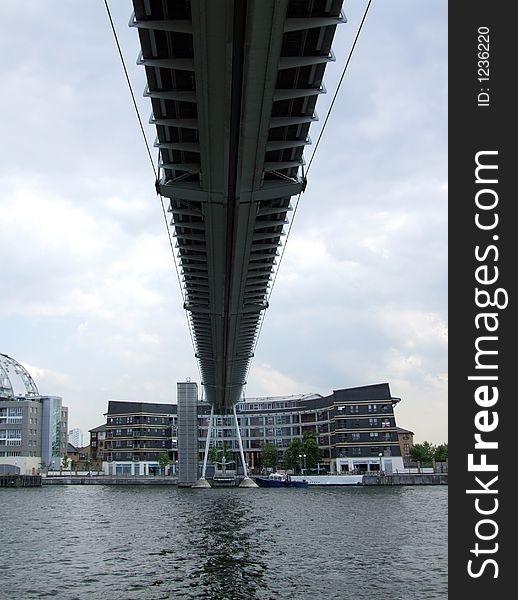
[238,476,258,488]
[192,477,211,488]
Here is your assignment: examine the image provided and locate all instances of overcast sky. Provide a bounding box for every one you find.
[0,1,447,444]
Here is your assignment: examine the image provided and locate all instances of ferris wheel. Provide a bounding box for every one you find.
[0,353,39,399]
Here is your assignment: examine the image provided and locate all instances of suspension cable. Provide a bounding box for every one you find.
[306,0,373,175]
[103,0,202,382]
[251,0,373,359]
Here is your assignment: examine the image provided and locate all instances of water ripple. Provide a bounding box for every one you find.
[0,485,447,599]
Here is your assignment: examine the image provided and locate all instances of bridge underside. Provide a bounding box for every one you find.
[132,0,344,410]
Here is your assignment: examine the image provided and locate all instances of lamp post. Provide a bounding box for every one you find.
[299,453,307,474]
[378,452,383,475]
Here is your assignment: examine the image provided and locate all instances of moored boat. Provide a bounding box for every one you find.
[253,472,308,488]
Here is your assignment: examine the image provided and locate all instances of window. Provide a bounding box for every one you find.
[370,432,379,438]
[368,418,378,426]
[0,429,22,443]
[368,404,378,412]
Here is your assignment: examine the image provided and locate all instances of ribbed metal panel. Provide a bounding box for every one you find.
[132,0,344,410]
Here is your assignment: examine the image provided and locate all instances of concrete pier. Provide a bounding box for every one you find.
[0,475,42,487]
[42,475,178,485]
[363,474,448,486]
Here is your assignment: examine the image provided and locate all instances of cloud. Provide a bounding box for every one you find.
[21,362,71,390]
[0,1,447,444]
[248,363,315,398]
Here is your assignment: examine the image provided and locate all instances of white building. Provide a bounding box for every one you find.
[0,353,68,475]
[68,428,83,448]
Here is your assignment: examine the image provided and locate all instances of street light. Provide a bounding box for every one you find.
[299,453,307,474]
[378,452,383,475]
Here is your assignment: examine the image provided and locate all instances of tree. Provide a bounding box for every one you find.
[283,433,321,472]
[61,454,70,471]
[283,437,304,471]
[302,433,321,469]
[208,443,233,464]
[208,443,234,476]
[410,441,436,465]
[260,443,278,470]
[158,452,171,475]
[434,443,448,462]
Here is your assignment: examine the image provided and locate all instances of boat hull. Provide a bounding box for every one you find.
[253,477,308,488]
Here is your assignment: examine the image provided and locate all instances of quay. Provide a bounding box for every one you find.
[363,473,447,486]
[42,475,178,485]
[0,474,42,487]
[289,473,448,486]
[1,474,448,487]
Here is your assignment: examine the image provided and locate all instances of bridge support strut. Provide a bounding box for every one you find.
[235,405,258,487]
[192,404,214,488]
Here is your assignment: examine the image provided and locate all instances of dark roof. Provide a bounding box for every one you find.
[332,383,393,402]
[67,442,78,453]
[397,427,414,435]
[106,400,176,416]
[89,423,108,433]
[102,384,398,419]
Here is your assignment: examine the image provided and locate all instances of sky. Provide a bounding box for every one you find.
[0,1,447,444]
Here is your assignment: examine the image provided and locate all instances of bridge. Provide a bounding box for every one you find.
[130,0,345,485]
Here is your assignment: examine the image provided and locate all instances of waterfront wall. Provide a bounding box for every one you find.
[0,474,42,487]
[42,476,178,485]
[29,473,448,486]
[290,474,447,486]
[363,474,448,485]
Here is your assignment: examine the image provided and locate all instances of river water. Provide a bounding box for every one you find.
[0,484,447,599]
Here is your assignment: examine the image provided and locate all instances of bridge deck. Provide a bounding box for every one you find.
[132,0,344,410]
